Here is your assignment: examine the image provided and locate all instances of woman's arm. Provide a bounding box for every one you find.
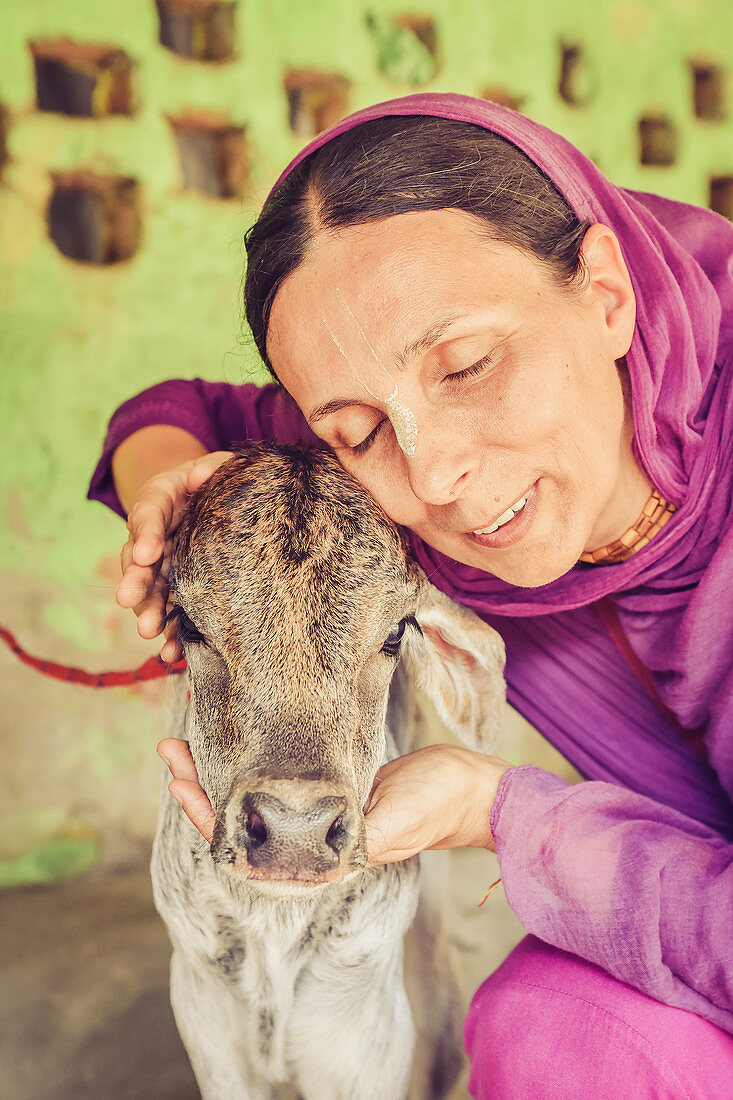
[88,377,319,516]
[492,766,733,1034]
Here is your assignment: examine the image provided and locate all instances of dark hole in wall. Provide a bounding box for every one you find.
[480,85,525,113]
[168,111,248,198]
[710,176,733,220]
[155,0,236,62]
[689,61,726,120]
[283,70,350,137]
[365,11,439,86]
[558,43,593,106]
[47,171,142,264]
[29,38,135,117]
[638,115,678,166]
[0,104,8,174]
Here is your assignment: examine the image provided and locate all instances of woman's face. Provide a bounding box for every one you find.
[267,209,643,588]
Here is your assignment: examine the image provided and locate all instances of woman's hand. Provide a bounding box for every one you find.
[364,745,511,864]
[116,451,232,661]
[157,738,216,843]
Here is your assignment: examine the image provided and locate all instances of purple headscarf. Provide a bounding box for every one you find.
[272,93,733,791]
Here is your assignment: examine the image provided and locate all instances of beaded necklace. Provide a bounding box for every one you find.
[579,488,676,565]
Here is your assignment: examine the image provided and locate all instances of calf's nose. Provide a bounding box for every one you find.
[224,782,361,881]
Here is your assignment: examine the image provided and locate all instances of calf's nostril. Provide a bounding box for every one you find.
[325,814,348,854]
[245,809,267,849]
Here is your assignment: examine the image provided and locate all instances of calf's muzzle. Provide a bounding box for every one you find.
[214,776,364,883]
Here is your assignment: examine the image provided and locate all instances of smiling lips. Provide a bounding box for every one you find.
[466,482,538,549]
[473,492,529,535]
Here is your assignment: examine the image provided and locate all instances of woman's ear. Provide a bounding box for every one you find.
[580,223,637,359]
[405,579,506,752]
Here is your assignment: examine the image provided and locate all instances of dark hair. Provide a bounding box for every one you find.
[244,116,591,375]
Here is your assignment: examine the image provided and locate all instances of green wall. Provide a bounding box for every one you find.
[0,0,730,883]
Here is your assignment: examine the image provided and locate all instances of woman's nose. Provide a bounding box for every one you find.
[404,430,473,506]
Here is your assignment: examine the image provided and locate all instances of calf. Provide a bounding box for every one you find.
[151,443,506,1099]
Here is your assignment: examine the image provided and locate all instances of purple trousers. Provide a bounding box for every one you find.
[464,936,733,1099]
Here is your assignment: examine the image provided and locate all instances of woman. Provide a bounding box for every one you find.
[90,94,733,1096]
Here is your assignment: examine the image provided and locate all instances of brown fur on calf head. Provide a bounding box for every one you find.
[169,443,421,885]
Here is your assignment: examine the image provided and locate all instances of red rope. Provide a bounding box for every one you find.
[0,624,186,687]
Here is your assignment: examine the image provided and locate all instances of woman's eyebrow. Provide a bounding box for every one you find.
[395,314,466,370]
[306,396,359,426]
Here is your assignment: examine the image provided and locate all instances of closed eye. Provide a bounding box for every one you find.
[162,605,205,645]
[443,353,493,385]
[351,419,386,455]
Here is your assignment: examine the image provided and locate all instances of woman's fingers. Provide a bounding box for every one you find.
[126,467,191,568]
[160,636,183,663]
[168,779,216,845]
[116,558,158,609]
[160,589,182,661]
[157,737,199,781]
[132,572,170,638]
[364,787,424,865]
[127,499,167,567]
[120,536,133,574]
[157,738,215,844]
[187,451,233,493]
[158,541,173,579]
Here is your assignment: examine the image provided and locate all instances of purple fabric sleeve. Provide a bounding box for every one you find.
[490,765,733,1033]
[87,379,320,517]
[489,604,733,838]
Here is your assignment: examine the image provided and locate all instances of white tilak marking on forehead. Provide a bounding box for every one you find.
[383,390,418,458]
[319,292,418,458]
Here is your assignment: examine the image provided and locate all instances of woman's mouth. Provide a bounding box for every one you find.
[467,482,539,549]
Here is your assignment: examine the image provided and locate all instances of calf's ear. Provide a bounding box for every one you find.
[406,580,506,752]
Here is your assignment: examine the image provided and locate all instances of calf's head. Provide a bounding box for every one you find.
[169,444,505,890]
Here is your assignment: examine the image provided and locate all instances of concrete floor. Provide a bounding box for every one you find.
[0,869,199,1100]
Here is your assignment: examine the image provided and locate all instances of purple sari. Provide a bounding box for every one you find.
[90,94,733,1032]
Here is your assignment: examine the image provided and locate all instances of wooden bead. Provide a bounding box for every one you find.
[579,490,676,566]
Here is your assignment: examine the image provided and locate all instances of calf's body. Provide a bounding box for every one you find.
[151,444,506,1099]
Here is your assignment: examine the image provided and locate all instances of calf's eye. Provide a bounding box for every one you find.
[163,605,206,645]
[381,618,408,658]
